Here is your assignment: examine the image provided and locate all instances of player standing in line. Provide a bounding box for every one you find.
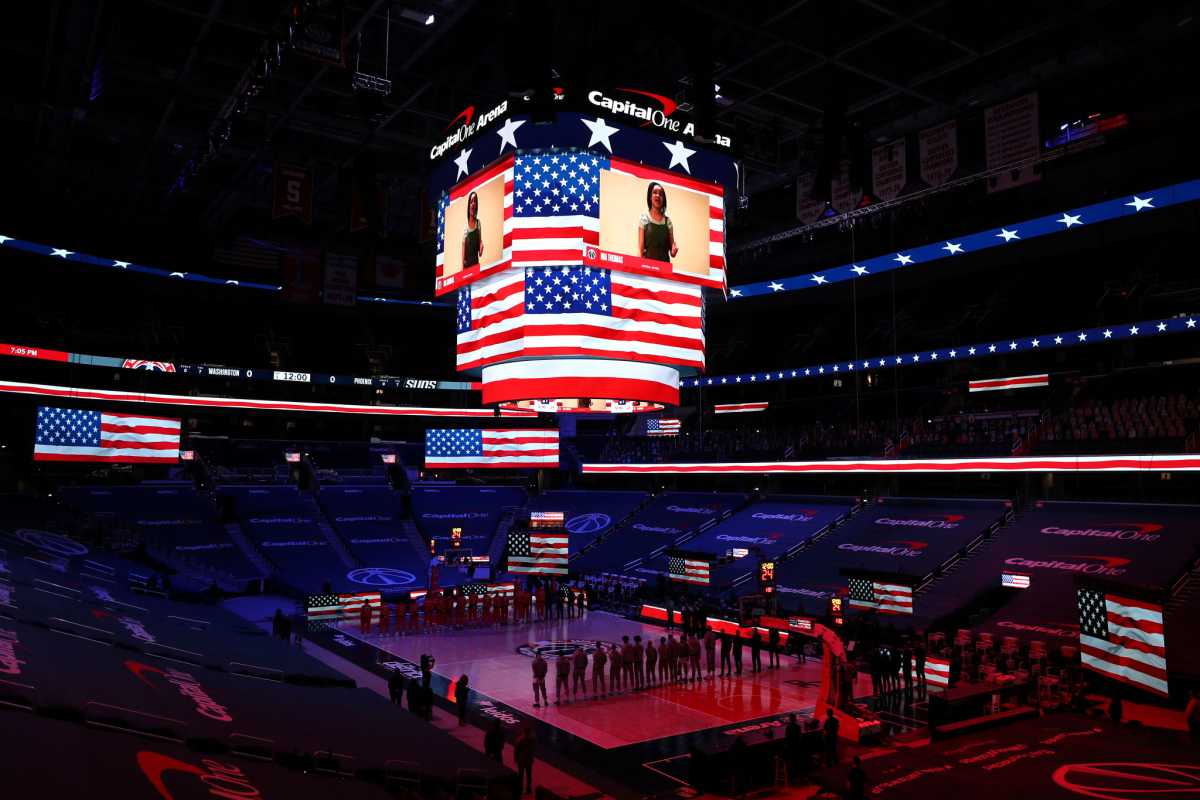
[536,585,547,621]
[677,635,689,682]
[378,600,390,635]
[395,598,406,635]
[483,591,493,627]
[657,637,670,684]
[688,634,702,681]
[620,636,635,690]
[572,645,589,701]
[554,652,570,705]
[359,597,372,635]
[632,636,645,689]
[666,634,678,682]
[704,626,717,679]
[592,641,608,697]
[644,635,658,687]
[531,649,549,707]
[608,639,623,694]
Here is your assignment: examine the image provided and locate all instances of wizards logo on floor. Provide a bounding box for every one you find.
[518,639,618,659]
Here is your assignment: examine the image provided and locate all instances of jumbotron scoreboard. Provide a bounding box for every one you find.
[429,88,740,409]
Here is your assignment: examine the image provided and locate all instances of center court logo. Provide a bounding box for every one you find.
[1004,555,1130,576]
[518,639,617,660]
[874,515,964,529]
[346,567,416,586]
[1053,762,1200,800]
[15,529,89,556]
[138,751,264,800]
[566,513,611,534]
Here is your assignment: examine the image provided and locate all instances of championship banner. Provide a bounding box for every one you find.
[969,374,1049,393]
[351,179,388,236]
[871,139,906,201]
[323,253,358,307]
[986,92,1041,193]
[293,0,346,67]
[281,249,320,304]
[363,253,407,289]
[795,173,823,225]
[272,163,314,224]
[919,120,957,187]
[830,159,856,214]
[715,402,768,414]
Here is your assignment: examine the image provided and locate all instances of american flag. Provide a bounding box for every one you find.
[848,577,913,615]
[1078,587,1168,697]
[424,428,559,468]
[34,407,180,464]
[508,530,568,575]
[715,402,768,414]
[669,555,710,585]
[924,655,950,686]
[1002,572,1031,589]
[455,265,704,371]
[306,592,382,618]
[647,418,681,436]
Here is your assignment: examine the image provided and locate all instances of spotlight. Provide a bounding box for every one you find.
[426,14,435,25]
[820,202,837,218]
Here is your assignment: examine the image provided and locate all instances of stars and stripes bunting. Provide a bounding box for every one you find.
[970,374,1048,392]
[34,407,180,463]
[728,179,1200,298]
[668,555,710,585]
[715,402,768,413]
[647,418,681,436]
[424,428,559,468]
[1078,587,1168,697]
[508,529,568,575]
[847,577,913,615]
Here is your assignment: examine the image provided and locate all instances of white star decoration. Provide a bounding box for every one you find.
[0,235,11,245]
[968,347,976,355]
[1157,322,1167,332]
[1129,326,1139,335]
[730,289,742,297]
[997,229,1020,242]
[1032,338,1039,347]
[663,139,696,173]
[894,254,913,265]
[811,274,827,284]
[949,350,956,357]
[453,148,473,179]
[51,248,74,258]
[113,261,130,268]
[1009,342,1018,350]
[850,265,868,275]
[1103,329,1112,338]
[496,117,526,153]
[769,281,784,292]
[1188,319,1196,328]
[1054,336,1064,344]
[1126,196,1153,211]
[572,119,618,156]
[1057,213,1082,227]
[1078,332,1087,341]
[943,242,963,254]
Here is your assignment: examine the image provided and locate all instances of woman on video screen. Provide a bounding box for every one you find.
[638,182,678,263]
[462,190,484,268]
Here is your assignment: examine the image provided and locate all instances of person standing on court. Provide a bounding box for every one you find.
[732,630,744,675]
[456,674,470,726]
[729,732,749,800]
[704,626,717,679]
[571,645,589,701]
[388,668,405,704]
[823,708,840,766]
[847,755,867,799]
[484,719,505,764]
[577,587,586,619]
[657,637,670,683]
[869,647,884,696]
[633,636,646,689]
[621,636,635,690]
[688,633,702,681]
[902,643,914,692]
[750,629,763,673]
[719,630,732,676]
[677,634,689,682]
[554,652,570,704]
[644,634,658,687]
[514,725,535,795]
[592,641,608,697]
[359,598,372,635]
[915,642,926,687]
[608,639,624,694]
[768,627,781,668]
[531,649,549,707]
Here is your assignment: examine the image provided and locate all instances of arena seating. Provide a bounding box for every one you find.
[197,439,291,484]
[570,492,747,575]
[768,498,1010,610]
[913,502,1200,644]
[635,496,860,586]
[528,488,649,549]
[216,486,351,594]
[0,530,514,793]
[306,442,394,485]
[409,485,525,552]
[318,486,430,582]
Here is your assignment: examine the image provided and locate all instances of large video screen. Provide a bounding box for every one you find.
[436,158,510,290]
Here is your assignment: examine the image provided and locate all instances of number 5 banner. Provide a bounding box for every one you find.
[273,163,314,224]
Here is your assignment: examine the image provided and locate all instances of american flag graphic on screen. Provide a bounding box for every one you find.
[306,592,382,618]
[508,529,568,575]
[34,407,180,463]
[1078,587,1168,697]
[455,265,704,371]
[669,555,710,585]
[848,577,913,615]
[647,418,681,436]
[1002,572,1031,588]
[425,428,559,468]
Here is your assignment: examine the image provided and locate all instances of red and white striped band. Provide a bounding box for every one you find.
[582,454,1200,474]
[481,359,681,406]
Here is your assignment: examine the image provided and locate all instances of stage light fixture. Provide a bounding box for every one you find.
[820,202,837,218]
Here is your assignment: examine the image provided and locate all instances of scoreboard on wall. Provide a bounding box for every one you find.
[429,89,740,411]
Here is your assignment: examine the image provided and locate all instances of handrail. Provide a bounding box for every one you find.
[314,750,356,778]
[230,733,276,762]
[80,571,117,586]
[386,759,422,790]
[84,559,115,575]
[49,617,115,644]
[34,579,81,600]
[167,615,211,629]
[85,702,186,742]
[104,599,149,616]
[229,662,284,681]
[0,678,37,711]
[25,556,68,574]
[145,643,205,665]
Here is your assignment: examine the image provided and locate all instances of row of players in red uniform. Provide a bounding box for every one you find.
[357,585,585,634]
[529,629,729,705]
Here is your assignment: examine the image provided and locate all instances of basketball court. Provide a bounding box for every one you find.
[329,611,827,749]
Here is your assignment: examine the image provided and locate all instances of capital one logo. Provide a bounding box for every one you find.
[566,513,611,534]
[717,533,783,545]
[1053,762,1200,800]
[838,540,927,557]
[125,661,233,721]
[93,609,157,644]
[1004,555,1131,576]
[1042,523,1163,541]
[138,751,264,800]
[874,515,964,529]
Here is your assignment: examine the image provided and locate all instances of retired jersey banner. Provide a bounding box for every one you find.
[281,249,320,304]
[293,0,346,67]
[871,139,906,201]
[969,374,1048,392]
[323,253,358,307]
[351,179,388,236]
[272,163,314,224]
[919,120,957,187]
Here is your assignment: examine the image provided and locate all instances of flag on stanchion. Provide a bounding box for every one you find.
[508,529,568,575]
[1078,586,1168,697]
[667,550,711,585]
